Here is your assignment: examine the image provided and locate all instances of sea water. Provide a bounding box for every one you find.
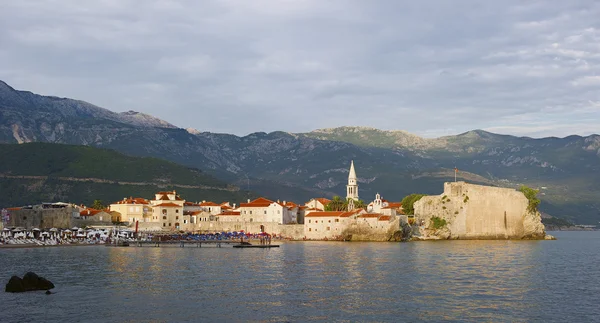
[1,231,599,322]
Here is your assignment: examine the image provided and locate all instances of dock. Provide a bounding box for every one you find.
[134,240,238,248]
[132,240,280,248]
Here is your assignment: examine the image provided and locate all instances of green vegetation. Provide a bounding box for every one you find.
[325,196,366,211]
[0,143,227,187]
[463,196,469,203]
[0,143,248,208]
[542,217,574,227]
[401,194,427,215]
[91,199,105,210]
[519,185,541,213]
[430,216,447,229]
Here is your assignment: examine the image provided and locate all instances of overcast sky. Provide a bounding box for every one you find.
[1,0,599,138]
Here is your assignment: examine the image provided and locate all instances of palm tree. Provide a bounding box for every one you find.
[325,196,345,211]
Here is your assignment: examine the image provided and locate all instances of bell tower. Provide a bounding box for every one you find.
[346,160,359,201]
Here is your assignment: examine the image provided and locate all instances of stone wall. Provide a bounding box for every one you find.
[7,207,76,229]
[341,217,401,242]
[414,182,547,240]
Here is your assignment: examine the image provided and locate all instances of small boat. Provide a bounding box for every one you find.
[105,240,129,247]
[233,244,279,248]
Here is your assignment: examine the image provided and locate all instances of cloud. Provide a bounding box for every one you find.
[0,0,599,138]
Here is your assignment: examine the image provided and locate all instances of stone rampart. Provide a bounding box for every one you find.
[414,182,547,240]
[6,207,76,229]
[341,217,401,241]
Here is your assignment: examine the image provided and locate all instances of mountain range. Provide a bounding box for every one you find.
[1,80,598,223]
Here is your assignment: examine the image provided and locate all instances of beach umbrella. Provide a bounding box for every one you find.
[32,228,41,231]
[49,228,58,232]
[64,229,72,233]
[2,228,10,231]
[71,227,79,230]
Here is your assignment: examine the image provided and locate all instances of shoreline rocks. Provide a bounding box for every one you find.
[5,272,54,293]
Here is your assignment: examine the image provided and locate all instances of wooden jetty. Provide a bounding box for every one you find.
[132,240,280,248]
[133,240,237,248]
[233,244,280,249]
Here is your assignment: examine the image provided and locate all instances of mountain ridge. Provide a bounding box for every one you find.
[1,80,598,224]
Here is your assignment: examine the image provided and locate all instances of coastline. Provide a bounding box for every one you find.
[0,243,101,249]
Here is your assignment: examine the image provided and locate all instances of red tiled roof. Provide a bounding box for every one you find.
[378,216,392,221]
[7,207,21,211]
[200,201,219,206]
[155,203,181,207]
[339,209,363,218]
[359,213,380,218]
[219,211,241,216]
[221,205,233,210]
[80,208,102,216]
[305,211,344,217]
[113,198,149,205]
[184,202,199,206]
[306,207,322,211]
[316,198,331,205]
[240,197,275,208]
[387,202,402,208]
[298,205,308,209]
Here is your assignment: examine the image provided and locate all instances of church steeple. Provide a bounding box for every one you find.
[346,160,359,201]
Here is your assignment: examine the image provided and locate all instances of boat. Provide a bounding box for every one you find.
[233,244,279,248]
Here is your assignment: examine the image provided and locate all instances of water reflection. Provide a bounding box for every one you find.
[1,232,599,322]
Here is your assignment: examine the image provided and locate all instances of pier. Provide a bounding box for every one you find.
[134,240,238,248]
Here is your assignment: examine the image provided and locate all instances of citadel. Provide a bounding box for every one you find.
[3,161,550,241]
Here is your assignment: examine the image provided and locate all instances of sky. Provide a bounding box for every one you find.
[0,0,599,138]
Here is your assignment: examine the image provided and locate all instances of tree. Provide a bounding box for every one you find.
[519,185,540,213]
[92,199,106,210]
[400,194,427,215]
[325,196,345,211]
[325,196,367,211]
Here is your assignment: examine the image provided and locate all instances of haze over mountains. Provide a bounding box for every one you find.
[1,80,599,224]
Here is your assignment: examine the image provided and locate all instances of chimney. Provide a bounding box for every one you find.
[233,203,236,208]
[247,199,250,203]
[277,199,280,203]
[283,200,286,205]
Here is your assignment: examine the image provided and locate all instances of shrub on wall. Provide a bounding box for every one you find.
[430,216,447,229]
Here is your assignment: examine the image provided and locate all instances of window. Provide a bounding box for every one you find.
[176,209,179,213]
[244,211,247,214]
[250,218,253,222]
[335,219,339,223]
[162,216,167,220]
[129,207,134,212]
[328,220,331,223]
[184,220,187,224]
[309,228,312,232]
[327,227,330,231]
[264,210,267,215]
[162,209,167,215]
[176,216,179,220]
[249,211,253,215]
[135,207,140,212]
[163,223,166,227]
[169,223,172,226]
[277,210,280,214]
[308,220,311,223]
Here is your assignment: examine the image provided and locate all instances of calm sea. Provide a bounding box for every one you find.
[1,231,599,323]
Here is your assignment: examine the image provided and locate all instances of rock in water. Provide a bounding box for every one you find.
[5,272,54,293]
[22,272,40,291]
[5,276,24,293]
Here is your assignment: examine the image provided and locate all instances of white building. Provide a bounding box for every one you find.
[238,197,295,224]
[346,160,359,201]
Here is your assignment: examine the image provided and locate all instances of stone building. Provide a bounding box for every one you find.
[109,197,151,224]
[413,181,548,240]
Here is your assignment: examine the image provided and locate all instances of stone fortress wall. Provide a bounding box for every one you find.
[414,182,547,240]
